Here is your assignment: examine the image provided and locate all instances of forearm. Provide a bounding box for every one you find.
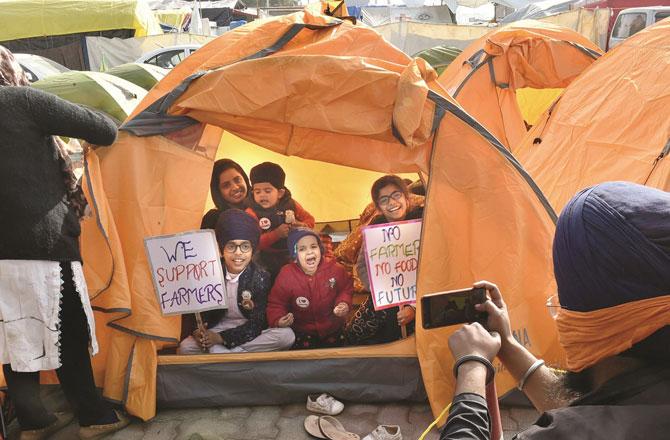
[498,337,563,412]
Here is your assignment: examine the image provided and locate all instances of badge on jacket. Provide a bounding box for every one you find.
[241,290,254,310]
[259,217,271,230]
[328,277,337,289]
[296,296,310,308]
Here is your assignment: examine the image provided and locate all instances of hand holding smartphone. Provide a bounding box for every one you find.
[421,287,488,329]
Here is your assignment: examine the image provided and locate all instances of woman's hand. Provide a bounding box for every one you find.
[333,302,349,317]
[277,313,294,328]
[473,280,515,355]
[397,305,416,326]
[448,322,501,362]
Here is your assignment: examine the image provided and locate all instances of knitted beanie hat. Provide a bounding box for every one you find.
[215,209,261,251]
[287,228,324,260]
[250,162,286,189]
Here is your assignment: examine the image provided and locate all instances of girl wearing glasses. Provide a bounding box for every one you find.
[178,209,295,354]
[345,175,424,345]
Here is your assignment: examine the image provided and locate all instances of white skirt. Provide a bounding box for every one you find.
[0,260,98,372]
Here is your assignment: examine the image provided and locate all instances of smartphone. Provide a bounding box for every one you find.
[421,287,488,329]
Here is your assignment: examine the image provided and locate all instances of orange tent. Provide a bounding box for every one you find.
[82,6,564,420]
[437,20,603,152]
[515,18,670,212]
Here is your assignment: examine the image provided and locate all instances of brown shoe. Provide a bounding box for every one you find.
[19,412,74,440]
[78,410,130,440]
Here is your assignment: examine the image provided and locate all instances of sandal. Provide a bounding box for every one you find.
[318,415,360,440]
[304,415,327,439]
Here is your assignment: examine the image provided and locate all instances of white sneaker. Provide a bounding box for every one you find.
[306,393,345,416]
[362,425,402,440]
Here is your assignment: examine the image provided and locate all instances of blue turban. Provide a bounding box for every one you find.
[553,181,670,312]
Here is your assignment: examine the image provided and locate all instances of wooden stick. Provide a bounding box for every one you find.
[194,312,207,353]
[400,323,407,339]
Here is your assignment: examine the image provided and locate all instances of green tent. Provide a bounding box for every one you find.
[413,45,462,75]
[105,63,168,91]
[33,71,147,124]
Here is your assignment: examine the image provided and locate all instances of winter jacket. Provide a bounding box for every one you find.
[0,86,117,261]
[245,188,315,253]
[267,259,353,338]
[183,261,271,349]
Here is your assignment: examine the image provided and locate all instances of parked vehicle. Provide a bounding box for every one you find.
[578,0,670,49]
[609,6,670,47]
[14,53,70,82]
[135,45,201,69]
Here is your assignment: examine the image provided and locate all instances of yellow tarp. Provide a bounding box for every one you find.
[514,18,670,212]
[83,6,564,420]
[438,20,603,151]
[0,0,162,41]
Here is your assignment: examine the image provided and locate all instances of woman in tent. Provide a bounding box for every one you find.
[344,175,423,345]
[200,158,252,230]
[0,46,130,438]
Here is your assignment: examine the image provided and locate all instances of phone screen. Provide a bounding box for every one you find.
[421,287,488,329]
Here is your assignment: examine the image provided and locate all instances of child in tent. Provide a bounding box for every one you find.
[245,161,315,280]
[344,175,423,345]
[178,209,295,354]
[267,228,353,349]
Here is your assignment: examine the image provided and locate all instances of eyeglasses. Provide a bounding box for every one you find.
[223,242,252,253]
[377,191,404,207]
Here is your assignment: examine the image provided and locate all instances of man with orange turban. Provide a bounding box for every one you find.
[439,181,670,439]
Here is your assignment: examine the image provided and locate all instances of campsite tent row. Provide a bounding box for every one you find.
[81,5,563,420]
[13,3,668,423]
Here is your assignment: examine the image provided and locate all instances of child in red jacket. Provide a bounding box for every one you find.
[267,228,353,349]
[245,162,315,281]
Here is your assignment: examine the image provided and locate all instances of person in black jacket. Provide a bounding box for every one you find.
[0,45,130,439]
[200,159,251,230]
[179,209,295,353]
[440,182,670,440]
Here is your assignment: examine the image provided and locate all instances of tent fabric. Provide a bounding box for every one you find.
[437,19,602,151]
[0,0,162,42]
[413,45,462,75]
[156,337,425,407]
[514,18,670,212]
[105,63,169,91]
[82,6,563,420]
[32,71,148,124]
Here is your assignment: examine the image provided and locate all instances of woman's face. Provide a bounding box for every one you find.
[377,184,408,222]
[218,168,247,206]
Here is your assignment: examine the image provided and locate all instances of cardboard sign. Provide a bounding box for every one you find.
[144,230,227,316]
[362,219,422,311]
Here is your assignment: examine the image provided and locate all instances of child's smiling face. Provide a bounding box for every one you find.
[296,235,321,276]
[222,239,253,274]
[252,182,285,209]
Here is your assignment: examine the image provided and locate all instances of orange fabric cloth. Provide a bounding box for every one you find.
[556,294,670,372]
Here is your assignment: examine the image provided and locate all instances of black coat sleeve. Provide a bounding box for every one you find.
[440,393,491,440]
[24,87,117,146]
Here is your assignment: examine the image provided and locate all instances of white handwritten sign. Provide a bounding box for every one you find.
[362,219,422,311]
[144,230,227,316]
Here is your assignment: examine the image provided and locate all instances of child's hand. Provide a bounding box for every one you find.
[277,223,290,238]
[199,330,223,349]
[397,305,416,326]
[277,312,294,327]
[333,302,349,317]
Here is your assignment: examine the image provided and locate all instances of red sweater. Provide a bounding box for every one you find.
[245,200,315,252]
[267,259,353,338]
